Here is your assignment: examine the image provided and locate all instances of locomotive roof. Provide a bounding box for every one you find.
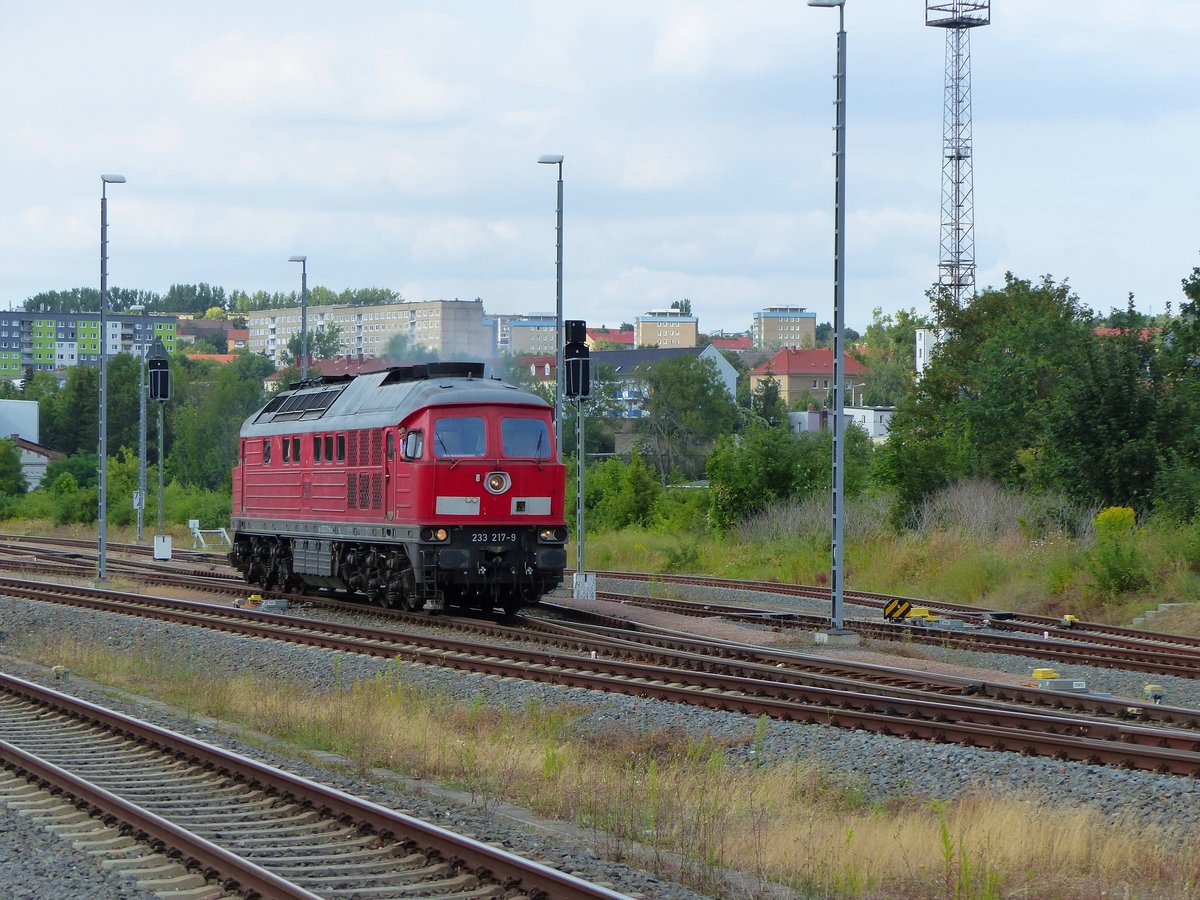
[240,362,549,436]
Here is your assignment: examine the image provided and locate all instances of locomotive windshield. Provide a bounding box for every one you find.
[433,416,486,458]
[501,418,551,459]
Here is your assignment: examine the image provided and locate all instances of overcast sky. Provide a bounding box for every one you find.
[3,1,1198,333]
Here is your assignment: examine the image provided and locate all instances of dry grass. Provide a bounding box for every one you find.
[12,631,1200,899]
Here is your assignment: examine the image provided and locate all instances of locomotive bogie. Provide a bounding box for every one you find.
[230,363,567,614]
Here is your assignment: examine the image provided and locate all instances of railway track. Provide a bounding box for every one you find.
[7,576,1200,776]
[0,672,625,900]
[11,535,1199,679]
[563,580,1200,680]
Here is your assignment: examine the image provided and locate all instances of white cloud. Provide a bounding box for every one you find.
[0,0,1196,336]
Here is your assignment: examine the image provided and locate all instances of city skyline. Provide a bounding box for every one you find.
[3,2,1198,334]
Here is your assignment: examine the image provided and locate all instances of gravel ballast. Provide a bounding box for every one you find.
[3,583,1200,898]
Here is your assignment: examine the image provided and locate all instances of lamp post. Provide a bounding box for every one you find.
[130,303,147,543]
[288,255,308,379]
[97,173,126,582]
[537,154,564,460]
[809,0,850,634]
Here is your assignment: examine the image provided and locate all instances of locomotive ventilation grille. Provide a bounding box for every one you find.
[346,473,384,510]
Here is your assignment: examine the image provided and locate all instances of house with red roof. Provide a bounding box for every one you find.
[708,335,753,351]
[749,348,871,409]
[586,327,635,349]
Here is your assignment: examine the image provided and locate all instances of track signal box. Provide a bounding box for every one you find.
[148,338,171,401]
[564,319,590,399]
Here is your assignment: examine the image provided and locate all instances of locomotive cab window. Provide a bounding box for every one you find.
[387,432,395,461]
[433,417,486,458]
[501,418,552,459]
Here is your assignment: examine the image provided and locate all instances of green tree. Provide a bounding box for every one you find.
[750,372,787,426]
[855,307,928,407]
[1044,316,1159,510]
[879,273,1099,525]
[168,353,272,490]
[283,324,344,364]
[0,439,27,496]
[585,448,661,530]
[636,355,736,481]
[39,365,99,455]
[706,425,803,530]
[163,283,226,315]
[43,453,101,490]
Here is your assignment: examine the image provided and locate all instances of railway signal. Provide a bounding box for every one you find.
[147,338,172,560]
[563,319,590,399]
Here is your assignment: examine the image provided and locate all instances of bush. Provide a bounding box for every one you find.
[649,487,711,534]
[585,449,661,532]
[163,482,232,529]
[1154,457,1200,522]
[1088,506,1148,595]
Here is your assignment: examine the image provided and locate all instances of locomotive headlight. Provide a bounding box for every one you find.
[538,526,566,543]
[421,527,449,543]
[484,472,511,495]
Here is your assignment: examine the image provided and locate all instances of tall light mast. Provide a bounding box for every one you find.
[926,2,989,308]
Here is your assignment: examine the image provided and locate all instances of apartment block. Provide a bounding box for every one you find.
[634,309,698,348]
[507,316,558,356]
[752,306,817,349]
[246,298,492,365]
[0,310,177,377]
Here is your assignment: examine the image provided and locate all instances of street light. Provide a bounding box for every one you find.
[808,0,851,635]
[130,303,147,543]
[537,154,564,460]
[98,173,126,582]
[288,255,308,379]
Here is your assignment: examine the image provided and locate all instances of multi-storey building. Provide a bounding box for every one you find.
[245,298,491,365]
[507,316,558,356]
[751,306,817,349]
[0,311,177,377]
[634,309,698,348]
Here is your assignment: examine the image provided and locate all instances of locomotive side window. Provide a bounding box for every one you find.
[387,432,395,461]
[433,417,486,458]
[403,430,423,460]
[336,434,346,463]
[292,436,300,463]
[502,418,552,459]
[283,438,291,463]
[325,434,333,461]
[263,439,271,465]
[313,435,322,462]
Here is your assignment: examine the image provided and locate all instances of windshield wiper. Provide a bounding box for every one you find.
[436,433,460,469]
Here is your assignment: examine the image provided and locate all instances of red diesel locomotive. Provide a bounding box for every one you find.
[230,362,567,614]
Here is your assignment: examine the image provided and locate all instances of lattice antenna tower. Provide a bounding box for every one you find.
[927,1,989,311]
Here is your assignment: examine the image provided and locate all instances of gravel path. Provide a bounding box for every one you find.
[3,582,1200,898]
